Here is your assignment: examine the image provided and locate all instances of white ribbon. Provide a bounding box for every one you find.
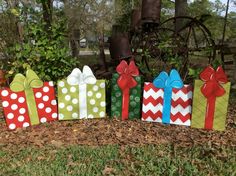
[67,66,97,118]
[67,66,97,85]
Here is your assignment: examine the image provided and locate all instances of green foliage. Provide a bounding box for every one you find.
[114,0,133,32]
[212,58,223,69]
[161,0,175,21]
[136,40,185,78]
[188,0,236,41]
[114,0,175,31]
[227,12,236,38]
[188,67,202,79]
[6,20,79,82]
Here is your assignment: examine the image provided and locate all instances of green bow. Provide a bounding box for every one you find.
[10,69,43,125]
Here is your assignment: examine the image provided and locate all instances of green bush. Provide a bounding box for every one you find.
[6,20,79,82]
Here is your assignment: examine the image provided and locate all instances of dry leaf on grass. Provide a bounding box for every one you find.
[102,166,116,175]
[51,140,64,147]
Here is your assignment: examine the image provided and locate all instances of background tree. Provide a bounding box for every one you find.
[0,0,236,80]
[175,0,188,31]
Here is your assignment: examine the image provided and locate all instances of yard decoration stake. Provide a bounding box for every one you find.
[0,69,58,130]
[111,60,142,120]
[142,69,193,126]
[191,66,231,131]
[58,66,106,120]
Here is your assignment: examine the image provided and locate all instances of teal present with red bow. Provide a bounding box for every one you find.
[111,60,142,120]
[142,69,193,126]
[191,66,231,131]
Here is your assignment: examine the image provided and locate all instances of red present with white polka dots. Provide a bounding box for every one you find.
[0,81,58,130]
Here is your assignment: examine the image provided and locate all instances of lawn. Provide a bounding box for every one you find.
[1,144,235,176]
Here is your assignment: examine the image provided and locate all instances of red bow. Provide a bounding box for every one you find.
[200,66,228,130]
[116,60,139,120]
[200,66,228,98]
[117,60,139,89]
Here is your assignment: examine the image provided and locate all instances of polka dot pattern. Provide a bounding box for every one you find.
[11,104,18,110]
[40,117,47,123]
[72,113,78,118]
[38,103,44,109]
[1,90,9,97]
[0,82,58,130]
[33,82,58,123]
[18,97,25,103]
[23,122,30,128]
[86,80,106,118]
[111,73,141,119]
[7,113,14,119]
[36,92,42,98]
[9,123,16,130]
[1,89,31,130]
[43,86,49,93]
[51,100,57,106]
[18,116,24,122]
[2,101,9,108]
[10,93,17,99]
[58,79,106,120]
[70,87,76,93]
[52,113,57,119]
[19,108,26,114]
[43,95,49,102]
[49,81,54,87]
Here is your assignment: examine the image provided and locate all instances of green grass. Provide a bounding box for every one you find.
[0,144,235,176]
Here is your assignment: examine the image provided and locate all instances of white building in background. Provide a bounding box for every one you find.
[80,38,87,48]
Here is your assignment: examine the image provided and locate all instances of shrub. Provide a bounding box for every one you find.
[5,20,79,82]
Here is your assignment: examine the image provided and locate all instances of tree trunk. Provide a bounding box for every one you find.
[70,39,79,58]
[41,0,53,31]
[175,0,188,32]
[17,22,24,42]
[6,0,23,43]
[99,33,107,71]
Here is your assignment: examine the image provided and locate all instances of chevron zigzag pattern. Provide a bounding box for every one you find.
[142,83,193,126]
[143,88,164,99]
[142,103,163,113]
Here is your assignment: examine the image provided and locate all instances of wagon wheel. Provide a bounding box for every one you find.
[160,16,216,75]
[131,27,187,81]
[131,16,216,81]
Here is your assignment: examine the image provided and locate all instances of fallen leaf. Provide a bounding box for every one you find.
[51,140,63,147]
[102,166,115,175]
[115,132,122,138]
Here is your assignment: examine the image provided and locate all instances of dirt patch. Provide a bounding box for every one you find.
[0,104,235,150]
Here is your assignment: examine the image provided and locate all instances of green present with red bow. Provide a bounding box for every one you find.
[111,60,142,120]
[191,66,231,131]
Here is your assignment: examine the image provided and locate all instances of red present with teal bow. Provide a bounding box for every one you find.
[0,70,58,130]
[191,66,231,131]
[142,69,193,126]
[111,60,142,120]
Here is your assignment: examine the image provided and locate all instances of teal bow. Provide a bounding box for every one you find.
[153,69,183,124]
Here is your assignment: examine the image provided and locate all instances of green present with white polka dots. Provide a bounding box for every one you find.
[111,73,142,119]
[58,79,106,120]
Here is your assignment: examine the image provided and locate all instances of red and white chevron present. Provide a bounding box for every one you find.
[142,82,193,126]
